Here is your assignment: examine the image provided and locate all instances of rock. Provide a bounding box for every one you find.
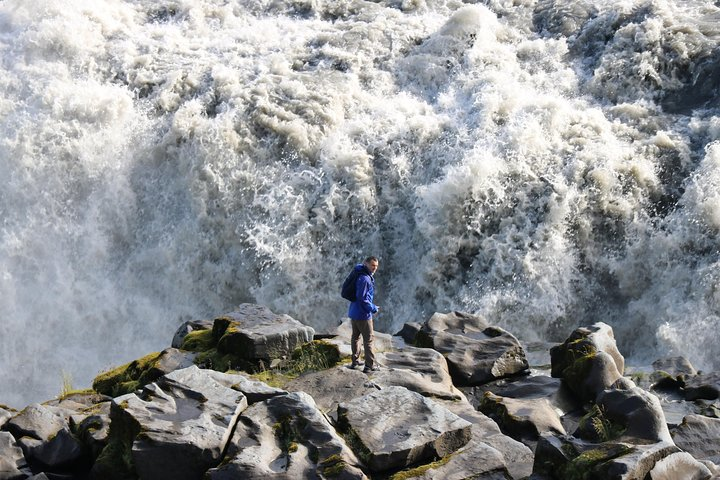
[594,387,672,444]
[3,403,85,470]
[201,368,286,404]
[325,319,394,358]
[415,311,528,386]
[651,357,697,391]
[371,346,466,400]
[684,373,720,401]
[92,347,197,397]
[74,402,112,461]
[479,392,566,446]
[671,414,720,464]
[648,452,712,480]
[336,386,472,472]
[550,323,630,402]
[1,406,15,430]
[467,374,578,412]
[284,367,382,422]
[395,322,423,345]
[0,431,29,480]
[213,304,315,360]
[207,391,366,479]
[92,366,248,480]
[171,318,214,348]
[533,433,679,480]
[443,401,534,479]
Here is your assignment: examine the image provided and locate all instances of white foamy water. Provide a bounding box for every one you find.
[1,0,719,407]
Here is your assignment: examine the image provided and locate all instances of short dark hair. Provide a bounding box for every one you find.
[365,256,379,264]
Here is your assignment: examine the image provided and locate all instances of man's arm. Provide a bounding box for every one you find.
[356,276,378,314]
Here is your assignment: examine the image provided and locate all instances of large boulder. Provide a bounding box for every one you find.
[3,403,85,470]
[0,431,29,480]
[550,323,631,402]
[671,414,720,464]
[648,452,713,480]
[213,304,315,360]
[415,311,529,386]
[594,387,672,444]
[336,386,472,472]
[207,391,366,479]
[0,406,15,429]
[325,319,394,358]
[370,346,466,401]
[92,366,248,480]
[479,392,566,446]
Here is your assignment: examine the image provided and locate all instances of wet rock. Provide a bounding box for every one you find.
[550,323,630,402]
[651,356,697,391]
[93,366,248,480]
[207,391,366,479]
[648,451,713,480]
[684,373,720,401]
[336,386,472,472]
[214,304,315,360]
[371,346,465,401]
[171,318,214,348]
[3,403,85,470]
[395,322,422,345]
[479,392,565,446]
[0,431,29,480]
[74,402,111,461]
[671,414,720,464]
[415,311,528,386]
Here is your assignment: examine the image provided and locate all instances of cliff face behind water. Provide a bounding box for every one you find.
[2,0,720,408]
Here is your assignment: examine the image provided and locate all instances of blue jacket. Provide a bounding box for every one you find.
[348,264,378,320]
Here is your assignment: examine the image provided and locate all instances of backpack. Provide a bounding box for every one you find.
[341,269,361,302]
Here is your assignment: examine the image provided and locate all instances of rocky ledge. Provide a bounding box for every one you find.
[2,304,720,480]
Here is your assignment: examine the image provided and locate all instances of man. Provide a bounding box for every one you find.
[348,256,380,373]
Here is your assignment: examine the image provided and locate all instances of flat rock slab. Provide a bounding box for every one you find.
[0,431,29,480]
[371,346,465,400]
[337,386,472,472]
[215,304,315,360]
[201,368,286,404]
[3,403,84,469]
[207,391,366,479]
[110,366,249,480]
[671,414,720,464]
[416,311,528,386]
[467,374,578,414]
[394,439,510,479]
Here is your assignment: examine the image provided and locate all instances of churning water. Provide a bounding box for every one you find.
[1,0,720,407]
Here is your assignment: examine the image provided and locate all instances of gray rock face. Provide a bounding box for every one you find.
[649,452,713,480]
[684,373,720,401]
[672,414,720,464]
[550,322,627,402]
[3,403,85,469]
[372,346,465,400]
[416,311,529,386]
[74,402,111,460]
[208,391,366,479]
[326,319,394,358]
[0,406,14,430]
[201,368,287,404]
[596,386,672,444]
[479,392,566,446]
[337,386,472,472]
[215,304,315,360]
[110,366,249,480]
[400,440,510,479]
[395,322,423,345]
[0,431,29,480]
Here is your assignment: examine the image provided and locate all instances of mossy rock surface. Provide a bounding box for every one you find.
[92,352,163,398]
[90,403,141,480]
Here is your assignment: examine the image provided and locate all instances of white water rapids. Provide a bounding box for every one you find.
[1,0,720,407]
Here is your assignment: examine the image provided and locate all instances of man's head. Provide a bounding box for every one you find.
[364,256,379,275]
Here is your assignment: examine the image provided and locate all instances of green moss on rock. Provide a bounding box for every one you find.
[92,352,163,397]
[91,404,141,480]
[389,453,454,479]
[559,443,633,480]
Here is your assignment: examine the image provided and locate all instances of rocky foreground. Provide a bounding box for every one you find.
[2,304,720,479]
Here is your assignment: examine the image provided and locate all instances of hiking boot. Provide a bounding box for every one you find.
[363,365,380,373]
[348,361,364,369]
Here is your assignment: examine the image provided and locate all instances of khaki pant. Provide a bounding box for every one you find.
[351,319,375,369]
